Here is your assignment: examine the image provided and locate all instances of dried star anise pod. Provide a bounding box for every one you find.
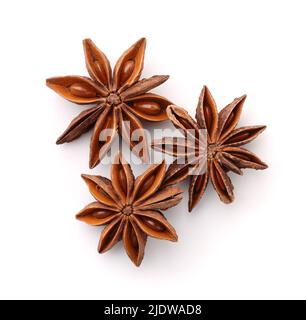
[152,86,268,212]
[46,38,171,168]
[76,152,183,266]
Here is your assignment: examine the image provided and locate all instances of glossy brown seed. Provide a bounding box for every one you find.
[134,101,161,115]
[125,93,170,121]
[69,83,98,98]
[76,152,183,266]
[46,38,172,168]
[152,86,267,211]
[46,76,105,104]
[76,202,120,226]
[120,60,135,84]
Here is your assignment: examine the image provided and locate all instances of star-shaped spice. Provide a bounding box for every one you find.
[152,86,268,212]
[76,152,183,266]
[46,38,171,168]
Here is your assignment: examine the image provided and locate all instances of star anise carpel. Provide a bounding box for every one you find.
[152,86,268,212]
[46,38,172,168]
[76,152,183,266]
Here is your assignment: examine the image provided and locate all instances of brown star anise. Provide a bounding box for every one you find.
[46,38,171,168]
[76,152,183,266]
[152,86,268,212]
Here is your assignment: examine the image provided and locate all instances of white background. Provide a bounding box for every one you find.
[0,0,305,300]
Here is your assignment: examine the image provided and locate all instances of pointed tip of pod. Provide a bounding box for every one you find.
[188,203,195,213]
[81,173,95,182]
[89,163,96,170]
[253,125,267,137]
[55,138,63,145]
[133,258,143,267]
[75,211,83,221]
[81,173,88,180]
[160,75,170,81]
[188,196,201,213]
[56,134,67,145]
[151,75,170,85]
[240,94,247,102]
[46,77,60,87]
[132,37,147,50]
[89,157,100,169]
[98,246,107,254]
[202,85,210,93]
[222,195,235,204]
[170,232,178,242]
[83,38,92,44]
[45,78,54,88]
[238,170,244,176]
[83,38,96,51]
[260,162,269,170]
[138,37,147,44]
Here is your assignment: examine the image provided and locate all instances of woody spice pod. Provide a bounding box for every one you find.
[152,86,268,211]
[76,152,183,266]
[46,38,172,168]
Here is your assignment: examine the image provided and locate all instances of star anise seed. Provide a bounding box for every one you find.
[76,152,183,266]
[46,38,172,168]
[152,86,268,212]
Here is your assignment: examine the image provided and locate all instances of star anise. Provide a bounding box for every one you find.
[46,38,171,168]
[152,86,268,212]
[76,152,183,266]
